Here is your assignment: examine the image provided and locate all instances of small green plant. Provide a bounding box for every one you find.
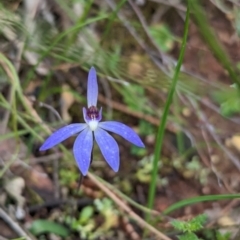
[60,168,79,186]
[65,198,118,239]
[135,154,169,186]
[171,214,231,240]
[94,197,119,232]
[202,229,231,240]
[149,24,175,52]
[212,83,240,117]
[171,214,207,240]
[121,84,149,113]
[68,205,96,239]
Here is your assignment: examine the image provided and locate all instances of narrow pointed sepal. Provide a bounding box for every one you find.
[73,128,93,176]
[87,67,98,107]
[99,121,145,148]
[40,123,87,151]
[94,128,119,172]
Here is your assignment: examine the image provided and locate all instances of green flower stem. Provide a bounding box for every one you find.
[164,194,240,214]
[146,2,190,221]
[189,0,240,88]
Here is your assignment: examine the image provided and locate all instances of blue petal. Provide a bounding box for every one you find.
[87,67,98,107]
[83,107,88,123]
[94,128,119,172]
[98,121,145,148]
[40,123,87,151]
[73,128,93,176]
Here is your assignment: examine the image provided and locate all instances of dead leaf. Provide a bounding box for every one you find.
[228,135,240,151]
[4,177,26,220]
[61,84,75,122]
[0,124,54,202]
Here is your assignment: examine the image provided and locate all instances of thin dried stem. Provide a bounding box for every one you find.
[0,207,33,240]
[87,172,172,240]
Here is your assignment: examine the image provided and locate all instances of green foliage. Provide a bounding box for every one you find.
[164,194,240,214]
[136,155,156,183]
[171,214,207,233]
[94,197,118,221]
[60,168,79,186]
[130,120,153,157]
[121,84,149,112]
[220,97,240,117]
[201,229,231,240]
[149,24,175,52]
[29,219,70,237]
[183,156,210,185]
[130,144,147,157]
[139,120,155,136]
[69,205,96,239]
[11,238,26,240]
[146,2,190,224]
[189,0,240,87]
[171,214,207,240]
[106,45,122,75]
[135,155,168,185]
[0,3,26,36]
[171,214,231,240]
[215,231,231,240]
[66,198,118,239]
[178,232,199,240]
[212,86,240,117]
[79,206,94,224]
[233,7,240,37]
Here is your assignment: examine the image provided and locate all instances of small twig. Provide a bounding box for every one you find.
[149,0,186,11]
[201,128,223,187]
[180,95,237,193]
[122,216,141,240]
[87,172,172,240]
[207,124,240,172]
[98,94,176,133]
[104,0,147,51]
[105,0,178,75]
[0,59,17,135]
[207,199,239,228]
[197,96,240,125]
[28,198,93,213]
[0,207,32,240]
[22,96,50,133]
[128,0,164,59]
[209,0,231,14]
[53,159,59,199]
[28,96,64,124]
[14,40,25,73]
[0,236,8,240]
[0,87,13,135]
[30,152,63,164]
[77,173,84,193]
[189,98,240,172]
[227,0,240,7]
[22,96,61,198]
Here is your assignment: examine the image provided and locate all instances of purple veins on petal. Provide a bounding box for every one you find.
[83,107,102,123]
[94,128,120,172]
[98,121,145,148]
[87,67,98,108]
[73,128,93,176]
[40,123,87,151]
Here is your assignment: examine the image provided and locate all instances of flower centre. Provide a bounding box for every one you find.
[86,106,99,120]
[86,106,99,131]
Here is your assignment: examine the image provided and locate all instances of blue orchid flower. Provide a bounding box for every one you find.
[40,67,145,176]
